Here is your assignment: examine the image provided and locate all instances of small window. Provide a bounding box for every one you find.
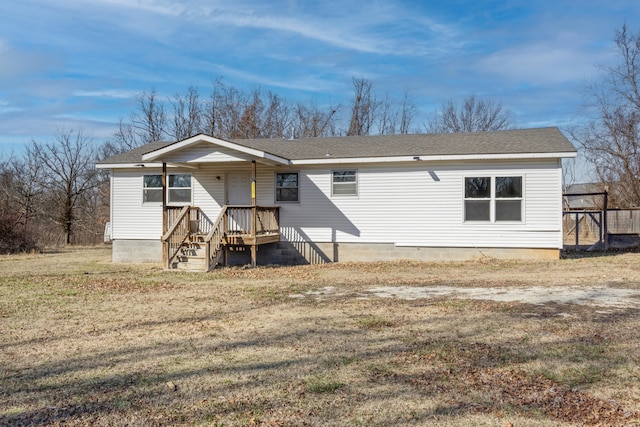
[464,176,523,222]
[332,170,357,196]
[495,176,522,221]
[143,175,162,204]
[464,177,490,221]
[168,173,192,204]
[275,172,299,202]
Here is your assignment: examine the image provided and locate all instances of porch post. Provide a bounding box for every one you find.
[251,160,257,206]
[162,162,167,268]
[250,160,257,267]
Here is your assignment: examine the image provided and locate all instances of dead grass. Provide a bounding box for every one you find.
[1,247,640,426]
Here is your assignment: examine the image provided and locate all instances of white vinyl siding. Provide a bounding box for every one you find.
[276,159,563,249]
[111,169,163,240]
[110,159,563,250]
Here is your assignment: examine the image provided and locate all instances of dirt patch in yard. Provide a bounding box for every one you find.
[292,285,640,309]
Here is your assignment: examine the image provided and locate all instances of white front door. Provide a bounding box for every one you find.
[226,173,251,205]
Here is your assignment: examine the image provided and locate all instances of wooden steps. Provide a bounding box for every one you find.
[171,234,209,271]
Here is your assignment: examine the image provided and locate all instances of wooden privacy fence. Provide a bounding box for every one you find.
[606,209,640,233]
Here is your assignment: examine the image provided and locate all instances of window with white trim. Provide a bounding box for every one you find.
[168,173,192,204]
[464,176,523,222]
[275,172,299,202]
[143,175,162,204]
[332,170,357,196]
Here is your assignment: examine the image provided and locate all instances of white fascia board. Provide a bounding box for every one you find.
[290,151,578,165]
[96,162,164,169]
[141,134,290,165]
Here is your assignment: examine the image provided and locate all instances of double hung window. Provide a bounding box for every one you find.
[332,170,357,196]
[143,175,162,204]
[168,174,192,204]
[142,173,192,205]
[275,172,299,202]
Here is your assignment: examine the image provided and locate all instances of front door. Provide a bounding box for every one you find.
[226,173,251,205]
[226,173,251,233]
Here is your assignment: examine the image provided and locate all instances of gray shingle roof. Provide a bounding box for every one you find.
[98,127,575,165]
[233,127,575,160]
[99,141,175,164]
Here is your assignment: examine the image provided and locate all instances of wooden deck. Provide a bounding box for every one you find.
[162,205,280,271]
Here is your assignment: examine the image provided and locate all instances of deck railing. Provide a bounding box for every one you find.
[162,206,191,269]
[204,206,227,270]
[226,205,280,235]
[163,205,280,270]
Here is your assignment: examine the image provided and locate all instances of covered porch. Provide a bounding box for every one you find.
[137,135,290,271]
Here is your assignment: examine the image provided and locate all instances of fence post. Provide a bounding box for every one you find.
[603,191,608,250]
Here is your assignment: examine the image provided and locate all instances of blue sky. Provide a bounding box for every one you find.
[0,0,638,164]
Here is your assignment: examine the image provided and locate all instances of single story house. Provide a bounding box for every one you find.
[96,127,577,271]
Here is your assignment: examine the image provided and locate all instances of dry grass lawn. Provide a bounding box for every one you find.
[1,247,640,426]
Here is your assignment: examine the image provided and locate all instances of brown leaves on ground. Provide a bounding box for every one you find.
[464,367,637,426]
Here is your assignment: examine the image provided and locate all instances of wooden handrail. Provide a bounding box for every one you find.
[205,206,228,242]
[162,205,191,269]
[204,206,228,271]
[162,205,190,241]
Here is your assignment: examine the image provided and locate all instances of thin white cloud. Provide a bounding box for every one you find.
[478,33,616,85]
[48,0,459,56]
[73,89,138,98]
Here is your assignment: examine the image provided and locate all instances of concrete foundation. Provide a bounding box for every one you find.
[259,242,560,264]
[112,239,162,263]
[111,239,559,266]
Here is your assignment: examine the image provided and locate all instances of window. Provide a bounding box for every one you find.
[332,170,358,196]
[143,175,162,204]
[495,176,522,221]
[464,176,523,222]
[168,173,192,204]
[464,177,491,221]
[275,172,299,202]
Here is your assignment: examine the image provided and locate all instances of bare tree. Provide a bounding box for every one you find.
[32,128,99,244]
[133,89,168,143]
[102,89,169,157]
[573,24,640,207]
[398,91,417,134]
[263,92,294,138]
[377,93,398,136]
[101,118,139,158]
[170,85,202,140]
[296,102,338,137]
[427,94,512,133]
[347,77,378,136]
[203,77,226,138]
[237,88,264,139]
[2,148,45,234]
[376,91,417,135]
